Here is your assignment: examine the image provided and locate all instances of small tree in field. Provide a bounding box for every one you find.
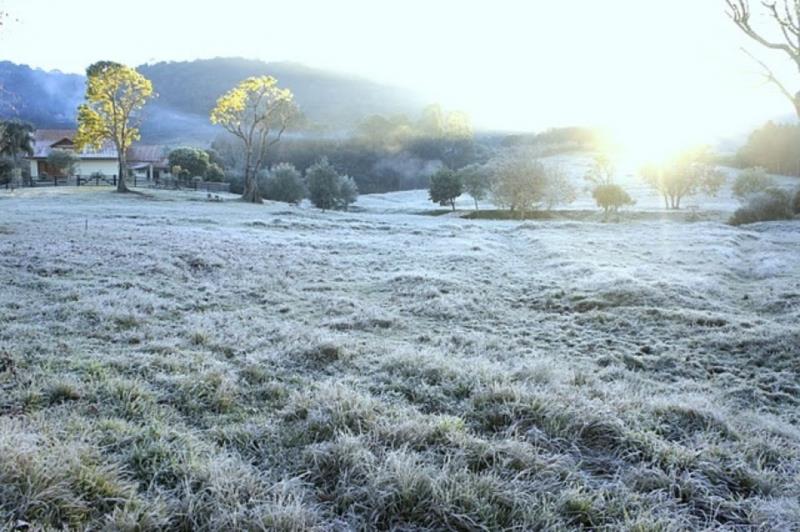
[733,167,774,200]
[429,168,462,210]
[337,175,359,211]
[46,149,79,177]
[263,162,305,204]
[585,154,634,215]
[75,62,154,193]
[210,77,298,203]
[593,184,634,215]
[307,158,340,210]
[488,150,573,217]
[459,164,490,210]
[641,148,725,209]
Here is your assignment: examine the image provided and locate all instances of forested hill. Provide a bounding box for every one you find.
[0,58,424,142]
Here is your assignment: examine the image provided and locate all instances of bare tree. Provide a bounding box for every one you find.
[726,0,800,118]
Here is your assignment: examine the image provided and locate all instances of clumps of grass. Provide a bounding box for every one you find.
[0,419,142,529]
[302,341,344,365]
[284,382,383,443]
[112,314,140,331]
[650,402,737,443]
[172,370,238,415]
[189,330,209,346]
[46,380,82,405]
[96,377,158,420]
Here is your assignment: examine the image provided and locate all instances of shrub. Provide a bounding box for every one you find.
[428,168,462,211]
[307,159,339,210]
[205,163,225,182]
[729,188,794,225]
[168,147,210,178]
[337,175,359,211]
[263,163,305,204]
[733,167,773,200]
[592,184,634,214]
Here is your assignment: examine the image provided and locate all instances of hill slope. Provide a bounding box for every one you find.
[0,58,424,143]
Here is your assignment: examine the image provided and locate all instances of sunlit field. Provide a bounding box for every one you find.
[1,186,798,530]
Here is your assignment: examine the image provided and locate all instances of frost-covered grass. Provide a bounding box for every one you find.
[1,187,799,530]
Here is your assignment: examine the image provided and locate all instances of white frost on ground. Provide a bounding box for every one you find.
[0,186,799,529]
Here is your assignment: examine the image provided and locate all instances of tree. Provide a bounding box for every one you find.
[584,154,616,186]
[168,147,210,178]
[487,150,573,217]
[337,175,359,211]
[428,168,463,210]
[0,120,34,172]
[210,76,298,203]
[459,164,490,210]
[593,184,635,215]
[206,163,225,182]
[263,163,305,204]
[307,158,340,210]
[737,121,800,176]
[46,149,79,177]
[641,148,725,209]
[726,0,800,118]
[74,62,154,193]
[733,167,774,200]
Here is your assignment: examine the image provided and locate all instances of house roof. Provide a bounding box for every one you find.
[32,129,117,159]
[30,130,169,166]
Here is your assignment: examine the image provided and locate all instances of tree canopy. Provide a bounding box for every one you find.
[74,61,154,192]
[641,148,725,209]
[210,76,298,202]
[428,168,463,211]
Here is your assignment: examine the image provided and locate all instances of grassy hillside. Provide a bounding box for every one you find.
[0,189,798,529]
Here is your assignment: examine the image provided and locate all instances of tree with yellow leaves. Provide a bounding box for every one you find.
[210,76,298,203]
[75,61,154,193]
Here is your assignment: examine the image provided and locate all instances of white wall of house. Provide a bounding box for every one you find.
[28,159,119,179]
[77,160,119,178]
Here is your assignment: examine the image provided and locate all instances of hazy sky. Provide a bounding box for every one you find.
[1,0,797,149]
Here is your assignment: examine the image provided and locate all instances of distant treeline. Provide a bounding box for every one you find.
[500,127,602,154]
[211,117,599,194]
[735,122,800,177]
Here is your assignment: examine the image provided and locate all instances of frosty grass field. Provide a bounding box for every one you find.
[0,168,799,529]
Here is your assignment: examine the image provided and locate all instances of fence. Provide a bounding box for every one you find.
[4,175,230,193]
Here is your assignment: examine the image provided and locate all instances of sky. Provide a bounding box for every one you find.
[0,0,797,154]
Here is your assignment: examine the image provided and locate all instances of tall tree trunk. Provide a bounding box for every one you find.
[241,149,262,203]
[474,197,479,211]
[117,154,129,193]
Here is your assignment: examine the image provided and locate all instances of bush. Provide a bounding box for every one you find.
[733,168,773,200]
[205,163,225,182]
[168,148,210,178]
[263,163,306,205]
[338,175,358,211]
[307,158,341,210]
[592,184,634,214]
[428,168,462,210]
[729,188,794,225]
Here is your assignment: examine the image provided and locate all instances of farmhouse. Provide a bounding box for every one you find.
[27,129,169,180]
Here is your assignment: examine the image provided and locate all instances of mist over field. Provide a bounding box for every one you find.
[1,1,800,530]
